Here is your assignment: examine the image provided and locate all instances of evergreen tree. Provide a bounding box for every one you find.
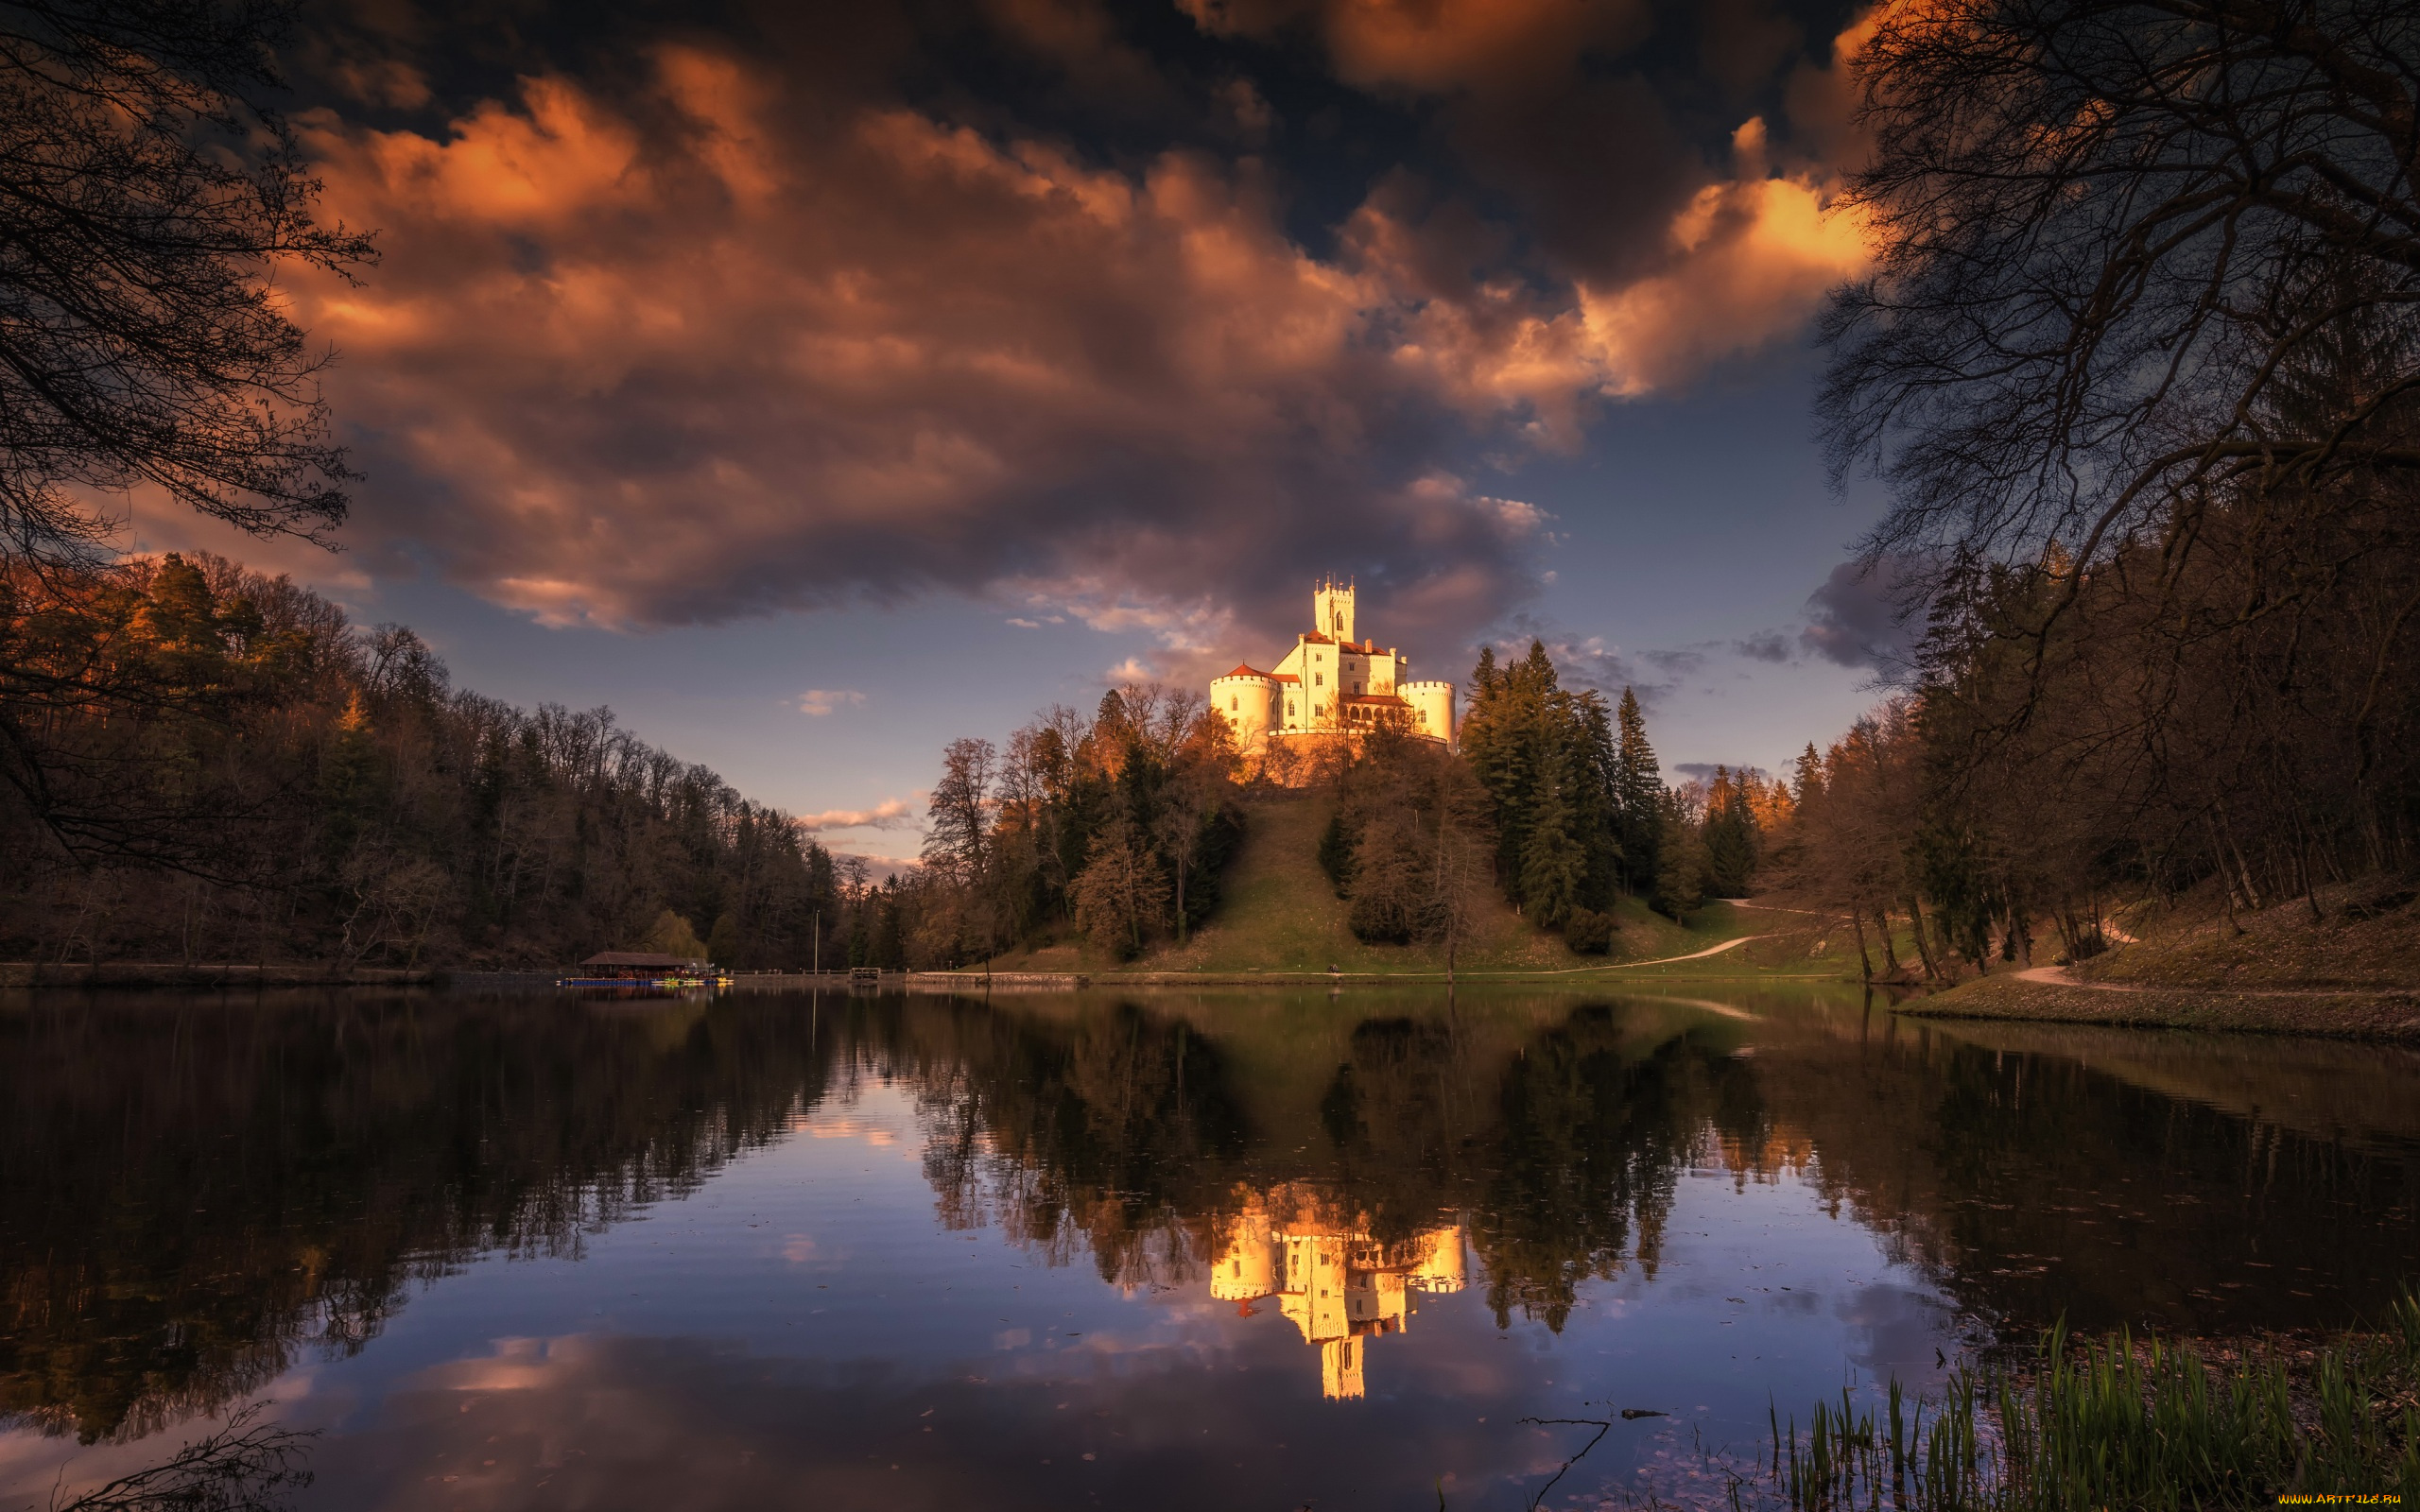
[1317,809,1357,897]
[1612,688,1663,892]
[1465,650,1660,921]
[1701,766,1758,897]
[1573,693,1624,908]
[1651,799,1708,921]
[1517,738,1588,927]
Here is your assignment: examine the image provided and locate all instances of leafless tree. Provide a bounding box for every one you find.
[2,0,377,570]
[1825,0,2420,599]
[1818,0,2420,907]
[52,1401,314,1512]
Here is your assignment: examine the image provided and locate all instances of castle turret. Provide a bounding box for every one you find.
[1407,1225,1467,1293]
[1211,663,1277,749]
[1400,679,1456,746]
[1212,1210,1278,1302]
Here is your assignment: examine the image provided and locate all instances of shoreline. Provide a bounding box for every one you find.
[1896,971,2420,1043]
[0,961,440,989]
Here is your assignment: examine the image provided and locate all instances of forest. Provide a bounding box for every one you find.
[1779,0,2420,984]
[1,554,839,969]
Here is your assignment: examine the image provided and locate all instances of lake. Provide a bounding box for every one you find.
[3,986,2415,1509]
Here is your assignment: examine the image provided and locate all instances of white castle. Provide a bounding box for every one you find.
[1211,580,1456,749]
[1210,1187,1467,1400]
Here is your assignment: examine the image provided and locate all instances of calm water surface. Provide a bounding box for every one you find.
[3,986,2415,1509]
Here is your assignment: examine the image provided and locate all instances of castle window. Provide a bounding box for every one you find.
[1315,672,1323,687]
[1229,696,1237,711]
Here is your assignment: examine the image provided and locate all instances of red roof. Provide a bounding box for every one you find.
[1267,672,1301,682]
[1218,662,1270,679]
[1301,631,1334,644]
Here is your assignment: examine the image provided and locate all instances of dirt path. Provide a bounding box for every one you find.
[2013,965,2411,999]
[2013,965,2144,992]
[1596,935,1764,970]
[1479,933,1770,979]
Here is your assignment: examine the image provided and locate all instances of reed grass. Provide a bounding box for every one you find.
[1763,1293,2420,1511]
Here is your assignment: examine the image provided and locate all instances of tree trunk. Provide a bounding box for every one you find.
[1904,895,1942,980]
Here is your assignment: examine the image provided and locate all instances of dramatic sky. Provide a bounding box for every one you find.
[142,0,1913,866]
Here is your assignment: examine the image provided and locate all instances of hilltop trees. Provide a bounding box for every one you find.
[1458,641,1758,934]
[1460,643,1628,933]
[1700,768,1759,898]
[1321,727,1495,964]
[903,687,1245,966]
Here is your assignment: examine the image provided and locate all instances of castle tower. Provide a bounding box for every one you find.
[1212,664,1278,748]
[1321,1336,1365,1400]
[1314,578,1355,644]
[1407,1225,1468,1293]
[1211,1209,1278,1302]
[1400,679,1456,745]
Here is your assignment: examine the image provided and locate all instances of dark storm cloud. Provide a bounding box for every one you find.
[1800,558,1923,671]
[1643,646,1709,675]
[275,0,1875,645]
[1731,629,1794,662]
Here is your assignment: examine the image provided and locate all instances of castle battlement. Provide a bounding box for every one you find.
[1209,582,1455,750]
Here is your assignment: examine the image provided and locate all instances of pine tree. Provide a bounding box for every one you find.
[1612,688,1662,893]
[1652,800,1708,921]
[1518,738,1587,927]
[1702,766,1757,897]
[1573,693,1623,908]
[1460,642,1545,889]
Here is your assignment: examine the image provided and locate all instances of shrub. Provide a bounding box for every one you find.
[1564,907,1616,954]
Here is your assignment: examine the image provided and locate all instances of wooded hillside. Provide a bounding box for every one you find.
[1,554,839,969]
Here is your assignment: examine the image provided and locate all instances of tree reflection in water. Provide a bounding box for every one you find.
[3,986,2414,1450]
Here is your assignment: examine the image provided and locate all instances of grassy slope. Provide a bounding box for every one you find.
[2082,878,2420,988]
[1899,877,2420,1041]
[983,793,1828,978]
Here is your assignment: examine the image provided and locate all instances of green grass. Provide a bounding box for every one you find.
[1758,1304,2420,1510]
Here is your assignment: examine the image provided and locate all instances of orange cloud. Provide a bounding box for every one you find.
[1359,121,1871,439]
[283,40,1865,637]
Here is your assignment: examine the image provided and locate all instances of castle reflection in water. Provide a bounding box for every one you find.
[1210,1184,1466,1399]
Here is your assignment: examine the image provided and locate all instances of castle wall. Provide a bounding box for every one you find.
[1295,637,1337,729]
